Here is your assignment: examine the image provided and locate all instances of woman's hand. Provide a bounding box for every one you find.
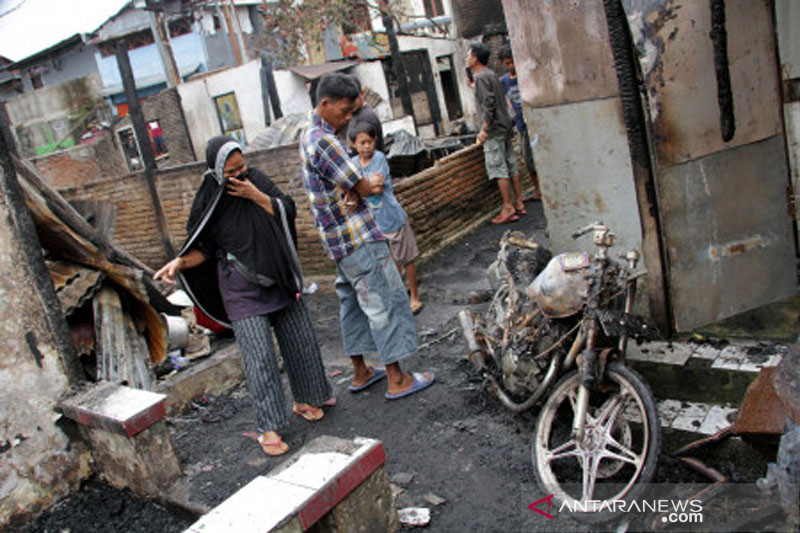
[227,175,273,215]
[153,250,206,285]
[153,257,184,286]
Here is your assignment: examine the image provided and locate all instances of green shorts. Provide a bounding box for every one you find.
[483,135,518,180]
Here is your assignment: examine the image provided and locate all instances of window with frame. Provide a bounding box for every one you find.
[168,16,193,38]
[98,29,155,57]
[423,0,445,18]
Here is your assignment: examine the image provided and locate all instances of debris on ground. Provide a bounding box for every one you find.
[390,472,415,485]
[422,492,446,506]
[398,507,431,527]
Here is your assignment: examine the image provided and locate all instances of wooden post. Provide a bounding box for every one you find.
[114,39,175,259]
[260,52,282,123]
[0,104,84,385]
[150,9,181,87]
[221,1,243,66]
[380,4,414,120]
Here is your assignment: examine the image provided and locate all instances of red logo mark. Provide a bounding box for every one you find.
[528,494,555,519]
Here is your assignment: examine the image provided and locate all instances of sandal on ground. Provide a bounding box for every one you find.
[385,371,435,400]
[515,206,527,215]
[348,366,386,393]
[292,403,324,422]
[258,432,289,456]
[491,212,519,224]
[411,301,425,315]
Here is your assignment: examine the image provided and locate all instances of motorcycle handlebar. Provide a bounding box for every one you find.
[571,222,604,239]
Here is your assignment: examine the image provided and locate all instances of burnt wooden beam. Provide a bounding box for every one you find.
[113,38,175,260]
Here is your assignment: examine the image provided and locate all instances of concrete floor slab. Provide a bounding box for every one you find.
[671,402,711,432]
[691,344,722,360]
[627,341,694,365]
[697,405,737,435]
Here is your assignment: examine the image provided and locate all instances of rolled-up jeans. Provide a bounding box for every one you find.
[334,241,417,365]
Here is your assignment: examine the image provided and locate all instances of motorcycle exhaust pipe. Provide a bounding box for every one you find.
[488,353,562,413]
[458,310,486,372]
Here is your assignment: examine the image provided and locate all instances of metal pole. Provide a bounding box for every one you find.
[114,39,175,259]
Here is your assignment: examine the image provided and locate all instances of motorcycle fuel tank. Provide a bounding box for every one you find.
[527,252,593,318]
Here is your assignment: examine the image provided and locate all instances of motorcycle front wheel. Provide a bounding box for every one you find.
[532,362,660,524]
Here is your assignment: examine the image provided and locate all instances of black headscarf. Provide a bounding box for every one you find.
[177,136,301,326]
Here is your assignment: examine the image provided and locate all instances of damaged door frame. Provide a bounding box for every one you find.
[602,0,672,333]
[0,105,84,385]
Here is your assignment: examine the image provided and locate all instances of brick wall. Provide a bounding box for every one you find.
[58,141,534,275]
[30,134,127,188]
[142,87,196,166]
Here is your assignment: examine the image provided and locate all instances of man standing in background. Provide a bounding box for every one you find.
[467,42,525,224]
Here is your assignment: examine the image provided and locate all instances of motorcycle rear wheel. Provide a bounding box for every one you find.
[531,362,660,524]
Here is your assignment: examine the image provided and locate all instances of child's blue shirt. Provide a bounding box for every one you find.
[352,151,408,234]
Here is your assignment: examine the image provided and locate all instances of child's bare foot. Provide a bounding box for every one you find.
[410,299,424,315]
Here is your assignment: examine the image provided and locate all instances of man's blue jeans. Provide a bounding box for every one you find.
[334,241,417,365]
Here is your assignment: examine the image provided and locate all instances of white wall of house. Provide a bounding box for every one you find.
[178,59,325,155]
[271,70,313,117]
[353,62,393,121]
[177,59,265,156]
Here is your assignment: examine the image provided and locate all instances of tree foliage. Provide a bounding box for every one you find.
[257,0,406,68]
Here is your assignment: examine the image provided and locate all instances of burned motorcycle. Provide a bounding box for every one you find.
[459,223,661,523]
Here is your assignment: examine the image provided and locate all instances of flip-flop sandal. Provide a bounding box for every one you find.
[515,207,527,215]
[292,403,324,422]
[385,371,435,400]
[491,213,519,225]
[411,302,425,315]
[348,366,387,393]
[257,432,289,456]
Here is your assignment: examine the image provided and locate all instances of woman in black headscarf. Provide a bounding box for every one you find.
[154,136,331,456]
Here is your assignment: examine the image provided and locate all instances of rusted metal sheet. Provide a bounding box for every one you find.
[623,0,782,167]
[47,260,105,317]
[658,136,797,332]
[733,367,786,435]
[502,0,619,107]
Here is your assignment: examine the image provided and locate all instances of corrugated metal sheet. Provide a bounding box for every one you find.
[288,60,358,81]
[47,260,105,317]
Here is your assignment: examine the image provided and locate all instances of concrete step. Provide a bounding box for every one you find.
[625,340,788,437]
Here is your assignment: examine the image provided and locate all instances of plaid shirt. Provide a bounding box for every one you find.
[300,114,384,260]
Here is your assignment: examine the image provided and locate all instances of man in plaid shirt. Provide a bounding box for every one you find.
[300,72,434,400]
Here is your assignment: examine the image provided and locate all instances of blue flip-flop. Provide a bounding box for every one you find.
[348,367,386,393]
[385,371,435,400]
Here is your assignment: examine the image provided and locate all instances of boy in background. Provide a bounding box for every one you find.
[499,45,539,199]
[349,122,423,315]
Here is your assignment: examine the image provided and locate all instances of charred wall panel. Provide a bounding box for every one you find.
[624,0,782,167]
[657,136,796,331]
